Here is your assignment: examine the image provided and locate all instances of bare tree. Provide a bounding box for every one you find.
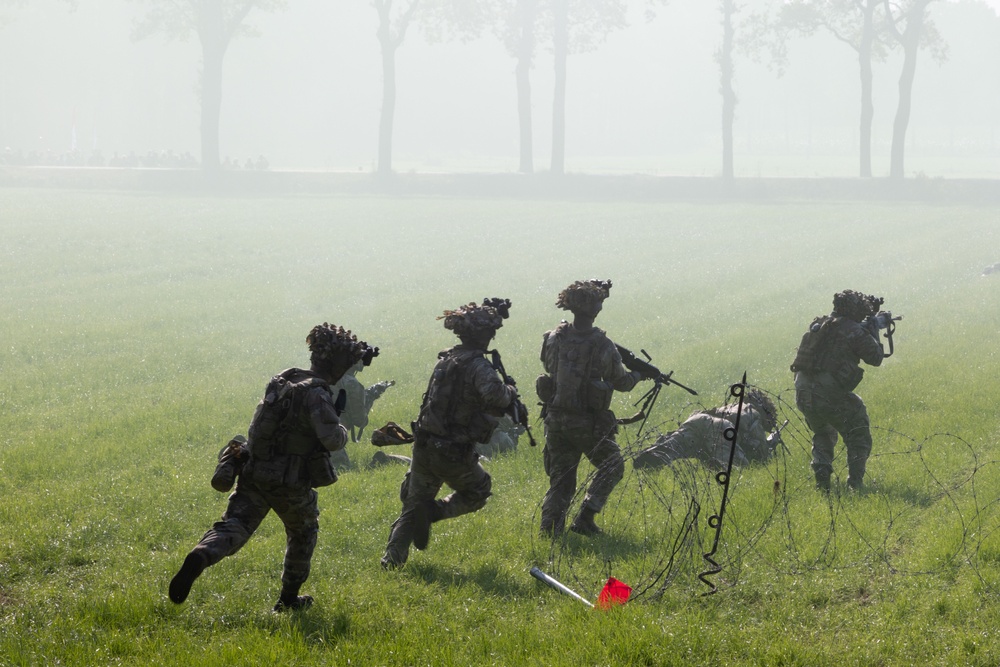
[548,0,628,175]
[719,0,738,181]
[131,0,284,172]
[373,0,421,179]
[882,0,946,179]
[778,0,893,178]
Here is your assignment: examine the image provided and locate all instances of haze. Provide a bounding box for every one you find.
[1,0,998,178]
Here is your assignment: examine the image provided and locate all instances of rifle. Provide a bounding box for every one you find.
[615,344,698,440]
[615,345,698,396]
[488,349,539,447]
[864,310,903,358]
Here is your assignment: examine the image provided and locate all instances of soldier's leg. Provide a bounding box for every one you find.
[581,436,624,513]
[571,436,623,536]
[436,447,492,520]
[540,427,584,536]
[169,482,270,603]
[797,387,838,490]
[834,393,872,489]
[382,446,442,568]
[270,487,320,610]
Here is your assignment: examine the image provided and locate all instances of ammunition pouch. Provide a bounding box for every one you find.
[306,449,338,488]
[535,374,555,404]
[585,379,614,412]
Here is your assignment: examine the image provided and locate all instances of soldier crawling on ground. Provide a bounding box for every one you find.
[632,389,782,470]
[536,279,646,538]
[169,323,377,612]
[380,299,519,569]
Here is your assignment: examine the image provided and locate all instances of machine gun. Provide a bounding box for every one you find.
[615,344,698,439]
[616,345,698,396]
[488,349,539,447]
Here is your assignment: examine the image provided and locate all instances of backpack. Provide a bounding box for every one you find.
[247,368,330,461]
[416,347,496,443]
[541,324,611,413]
[789,316,834,374]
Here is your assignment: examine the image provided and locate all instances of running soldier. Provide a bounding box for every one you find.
[380,299,518,569]
[536,280,644,537]
[791,290,886,490]
[169,323,377,611]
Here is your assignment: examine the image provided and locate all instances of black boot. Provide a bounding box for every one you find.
[169,550,208,604]
[540,514,565,539]
[273,585,313,612]
[570,507,603,537]
[413,500,440,551]
[847,461,866,490]
[815,472,831,493]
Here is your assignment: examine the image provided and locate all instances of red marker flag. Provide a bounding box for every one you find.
[596,577,632,610]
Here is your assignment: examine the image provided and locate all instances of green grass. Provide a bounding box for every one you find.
[2,188,1000,665]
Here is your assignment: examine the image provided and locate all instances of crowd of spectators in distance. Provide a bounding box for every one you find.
[1,146,270,171]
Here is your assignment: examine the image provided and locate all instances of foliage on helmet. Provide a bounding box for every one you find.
[746,388,777,432]
[439,298,511,337]
[307,323,379,367]
[832,290,882,322]
[556,279,613,313]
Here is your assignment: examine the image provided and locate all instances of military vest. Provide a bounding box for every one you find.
[247,368,330,461]
[540,324,612,414]
[416,347,496,444]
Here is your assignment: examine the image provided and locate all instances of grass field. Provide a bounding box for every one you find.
[1,188,1000,665]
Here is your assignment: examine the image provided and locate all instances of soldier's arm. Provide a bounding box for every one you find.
[599,338,641,392]
[850,322,885,367]
[471,357,517,410]
[306,387,349,452]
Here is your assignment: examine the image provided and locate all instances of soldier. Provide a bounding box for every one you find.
[536,280,644,537]
[169,323,377,611]
[332,361,395,444]
[632,390,780,470]
[791,290,885,491]
[380,300,518,569]
[476,415,524,458]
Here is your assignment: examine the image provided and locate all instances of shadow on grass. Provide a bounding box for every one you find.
[410,561,538,599]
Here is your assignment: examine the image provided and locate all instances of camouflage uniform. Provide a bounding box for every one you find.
[381,301,516,569]
[189,369,344,592]
[632,402,774,470]
[792,292,884,489]
[476,415,523,458]
[170,323,376,611]
[540,322,639,534]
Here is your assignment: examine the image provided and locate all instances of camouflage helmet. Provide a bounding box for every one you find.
[832,290,881,322]
[307,323,379,368]
[745,388,777,432]
[556,279,612,314]
[439,298,511,337]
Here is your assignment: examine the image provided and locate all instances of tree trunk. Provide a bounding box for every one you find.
[858,2,876,178]
[515,0,537,174]
[197,1,227,173]
[889,3,927,180]
[378,43,397,178]
[720,0,736,181]
[550,0,568,175]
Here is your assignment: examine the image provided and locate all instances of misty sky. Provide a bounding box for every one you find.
[1,0,998,177]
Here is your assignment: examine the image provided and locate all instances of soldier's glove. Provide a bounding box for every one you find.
[334,388,347,416]
[371,421,415,447]
[211,435,249,492]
